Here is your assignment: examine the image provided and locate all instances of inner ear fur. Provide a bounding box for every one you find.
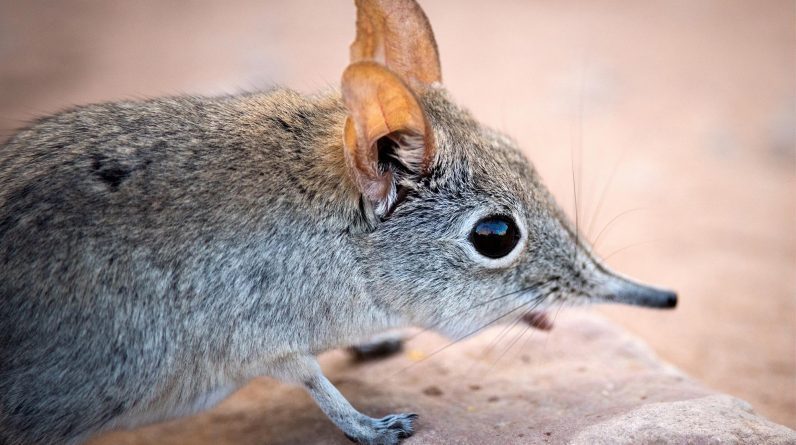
[341,61,434,215]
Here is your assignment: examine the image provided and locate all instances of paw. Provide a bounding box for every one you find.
[348,337,404,361]
[344,413,418,445]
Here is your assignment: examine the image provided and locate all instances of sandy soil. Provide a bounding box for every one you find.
[1,0,794,429]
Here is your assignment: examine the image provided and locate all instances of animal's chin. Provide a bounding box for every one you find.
[522,311,554,331]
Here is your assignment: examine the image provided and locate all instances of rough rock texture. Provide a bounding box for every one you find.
[571,395,796,445]
[88,313,796,444]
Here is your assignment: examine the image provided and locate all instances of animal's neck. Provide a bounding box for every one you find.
[236,88,367,231]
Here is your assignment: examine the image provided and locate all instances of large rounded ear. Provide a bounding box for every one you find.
[342,61,434,216]
[350,0,442,90]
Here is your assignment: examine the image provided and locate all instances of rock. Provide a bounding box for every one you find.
[571,395,796,445]
[89,312,796,444]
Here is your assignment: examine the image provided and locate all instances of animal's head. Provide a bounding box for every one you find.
[342,0,676,336]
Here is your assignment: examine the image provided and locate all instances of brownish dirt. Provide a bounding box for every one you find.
[1,0,794,431]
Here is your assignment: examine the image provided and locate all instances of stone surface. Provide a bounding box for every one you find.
[88,313,796,444]
[571,395,796,445]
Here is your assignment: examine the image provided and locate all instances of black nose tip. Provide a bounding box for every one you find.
[636,288,678,309]
[662,291,678,308]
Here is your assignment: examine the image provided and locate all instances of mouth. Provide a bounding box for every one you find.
[521,311,554,330]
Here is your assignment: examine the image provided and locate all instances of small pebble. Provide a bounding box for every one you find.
[422,386,444,397]
[406,350,426,362]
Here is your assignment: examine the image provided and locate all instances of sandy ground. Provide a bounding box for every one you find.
[1,0,794,429]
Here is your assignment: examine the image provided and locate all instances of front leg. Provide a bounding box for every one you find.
[282,356,417,445]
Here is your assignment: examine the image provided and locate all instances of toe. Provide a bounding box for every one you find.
[379,412,417,440]
[345,412,419,444]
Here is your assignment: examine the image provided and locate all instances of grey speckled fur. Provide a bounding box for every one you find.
[0,83,673,444]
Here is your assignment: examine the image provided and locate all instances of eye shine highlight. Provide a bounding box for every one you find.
[469,215,521,259]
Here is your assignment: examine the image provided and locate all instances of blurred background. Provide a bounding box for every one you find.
[1,0,793,428]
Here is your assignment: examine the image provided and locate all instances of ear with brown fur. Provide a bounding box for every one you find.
[350,0,441,90]
[342,61,434,217]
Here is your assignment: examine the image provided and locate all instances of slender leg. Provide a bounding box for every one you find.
[281,356,417,445]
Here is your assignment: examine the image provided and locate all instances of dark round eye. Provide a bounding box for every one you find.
[469,215,521,259]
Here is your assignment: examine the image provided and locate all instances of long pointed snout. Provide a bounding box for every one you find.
[600,273,678,309]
